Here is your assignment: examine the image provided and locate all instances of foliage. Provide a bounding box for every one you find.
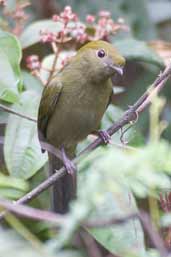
[0,1,171,257]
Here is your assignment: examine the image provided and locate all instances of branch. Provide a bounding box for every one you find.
[138,211,168,257]
[0,198,168,257]
[85,213,138,227]
[0,197,64,224]
[79,230,103,257]
[45,42,60,86]
[0,104,37,122]
[0,63,171,221]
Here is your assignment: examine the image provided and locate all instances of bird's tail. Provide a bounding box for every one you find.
[48,151,76,214]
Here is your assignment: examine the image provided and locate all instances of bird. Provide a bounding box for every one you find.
[38,40,125,214]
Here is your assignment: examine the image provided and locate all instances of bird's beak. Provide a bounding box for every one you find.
[110,65,124,76]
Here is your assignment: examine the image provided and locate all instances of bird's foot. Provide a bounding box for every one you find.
[98,130,111,144]
[61,146,76,175]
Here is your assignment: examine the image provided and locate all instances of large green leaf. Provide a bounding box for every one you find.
[20,20,63,49]
[4,90,47,179]
[0,229,50,257]
[0,229,83,257]
[88,192,145,257]
[114,38,164,67]
[22,70,43,94]
[0,174,29,199]
[0,30,22,103]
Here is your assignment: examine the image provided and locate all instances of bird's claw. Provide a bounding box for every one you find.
[61,146,76,175]
[98,130,111,144]
[64,159,76,175]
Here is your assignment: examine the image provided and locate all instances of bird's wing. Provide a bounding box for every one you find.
[38,78,63,145]
[106,81,114,108]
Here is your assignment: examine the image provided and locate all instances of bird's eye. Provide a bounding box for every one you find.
[97,49,106,58]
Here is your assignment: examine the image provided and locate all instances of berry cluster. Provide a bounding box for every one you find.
[26,6,128,82]
[39,6,128,45]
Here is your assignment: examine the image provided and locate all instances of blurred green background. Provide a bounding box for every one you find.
[0,1,171,257]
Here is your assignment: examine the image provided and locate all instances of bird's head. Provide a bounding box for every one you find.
[76,40,125,82]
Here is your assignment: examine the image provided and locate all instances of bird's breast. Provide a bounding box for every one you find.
[47,81,112,147]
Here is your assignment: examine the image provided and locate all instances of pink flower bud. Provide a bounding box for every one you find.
[40,30,57,43]
[86,15,95,23]
[52,15,60,22]
[64,6,72,14]
[98,17,107,27]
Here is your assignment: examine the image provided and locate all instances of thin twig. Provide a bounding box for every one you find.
[0,63,171,221]
[0,198,65,224]
[46,22,67,86]
[85,213,138,228]
[0,104,37,122]
[79,230,103,257]
[45,42,60,86]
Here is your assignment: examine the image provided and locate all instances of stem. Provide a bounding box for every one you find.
[0,104,37,122]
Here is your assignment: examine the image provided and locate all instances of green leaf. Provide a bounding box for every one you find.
[0,174,29,199]
[0,188,27,200]
[22,70,43,94]
[0,229,49,257]
[88,192,145,257]
[160,213,171,228]
[0,30,22,103]
[114,38,164,67]
[0,107,9,124]
[0,228,83,257]
[4,90,47,179]
[20,20,63,48]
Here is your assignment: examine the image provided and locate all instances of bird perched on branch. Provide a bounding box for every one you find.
[38,40,125,214]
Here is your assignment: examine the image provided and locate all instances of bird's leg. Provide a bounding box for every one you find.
[98,130,111,144]
[92,130,111,144]
[61,145,76,175]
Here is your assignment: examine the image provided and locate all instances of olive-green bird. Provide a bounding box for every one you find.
[38,40,125,214]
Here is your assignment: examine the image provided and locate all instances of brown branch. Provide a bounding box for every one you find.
[79,230,103,257]
[138,211,169,257]
[46,21,67,86]
[45,42,60,86]
[0,63,171,221]
[85,213,138,228]
[0,197,65,224]
[0,104,37,122]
